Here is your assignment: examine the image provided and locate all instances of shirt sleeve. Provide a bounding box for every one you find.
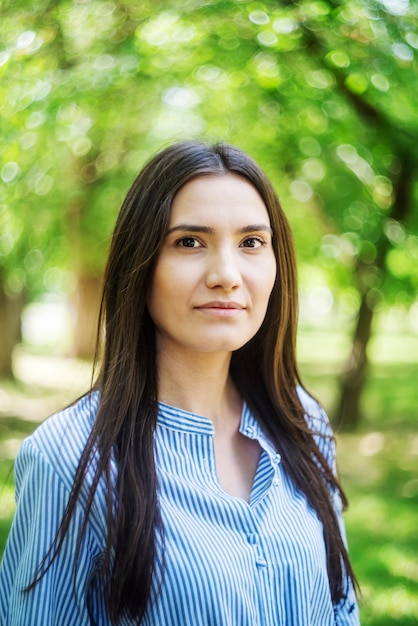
[297,388,361,626]
[0,438,104,626]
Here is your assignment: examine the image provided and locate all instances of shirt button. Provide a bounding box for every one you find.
[247,533,257,545]
[272,478,280,486]
[255,556,267,567]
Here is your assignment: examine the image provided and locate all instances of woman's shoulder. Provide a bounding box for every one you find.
[29,391,99,451]
[296,386,337,470]
[296,386,332,434]
[296,387,329,427]
[16,392,100,490]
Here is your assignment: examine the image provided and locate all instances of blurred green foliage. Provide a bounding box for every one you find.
[1,0,417,304]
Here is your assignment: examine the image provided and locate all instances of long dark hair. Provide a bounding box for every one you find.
[29,141,358,623]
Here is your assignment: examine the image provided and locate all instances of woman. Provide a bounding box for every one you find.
[0,141,360,625]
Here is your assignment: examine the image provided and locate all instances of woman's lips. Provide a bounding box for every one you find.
[195,301,245,316]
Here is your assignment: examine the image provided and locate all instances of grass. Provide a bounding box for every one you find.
[338,432,418,625]
[301,354,418,626]
[1,344,417,624]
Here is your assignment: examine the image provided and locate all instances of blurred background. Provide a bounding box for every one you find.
[0,0,417,623]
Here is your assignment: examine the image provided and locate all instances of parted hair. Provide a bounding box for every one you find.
[29,141,358,624]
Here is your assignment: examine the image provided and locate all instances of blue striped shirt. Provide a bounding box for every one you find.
[0,390,359,625]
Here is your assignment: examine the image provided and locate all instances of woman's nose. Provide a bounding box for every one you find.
[205,247,243,290]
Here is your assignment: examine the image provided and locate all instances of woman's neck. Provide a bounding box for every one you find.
[156,348,242,432]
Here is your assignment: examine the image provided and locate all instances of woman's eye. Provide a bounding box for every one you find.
[241,236,264,248]
[177,236,201,248]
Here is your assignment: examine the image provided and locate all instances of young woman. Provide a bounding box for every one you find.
[0,141,360,625]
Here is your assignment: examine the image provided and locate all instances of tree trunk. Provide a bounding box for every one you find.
[334,154,413,430]
[72,274,102,361]
[334,292,374,430]
[0,278,23,378]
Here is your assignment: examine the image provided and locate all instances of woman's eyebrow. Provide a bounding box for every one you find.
[166,223,272,235]
[237,224,273,235]
[166,224,214,235]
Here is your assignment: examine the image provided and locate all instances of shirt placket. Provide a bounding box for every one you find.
[244,427,284,626]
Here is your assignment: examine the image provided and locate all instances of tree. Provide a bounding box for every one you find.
[273,0,418,427]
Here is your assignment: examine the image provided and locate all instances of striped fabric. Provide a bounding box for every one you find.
[0,390,359,625]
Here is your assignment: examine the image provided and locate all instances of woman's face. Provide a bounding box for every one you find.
[147,174,277,359]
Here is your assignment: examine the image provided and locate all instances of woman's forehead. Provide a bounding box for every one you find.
[168,174,270,225]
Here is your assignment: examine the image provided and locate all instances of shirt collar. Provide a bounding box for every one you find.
[158,401,258,438]
[157,401,279,463]
[158,402,215,436]
[239,404,278,458]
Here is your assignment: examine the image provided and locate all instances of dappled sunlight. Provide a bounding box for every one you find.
[365,586,418,624]
[0,438,21,461]
[380,544,418,584]
[337,429,418,625]
[361,367,418,427]
[358,431,385,456]
[14,348,92,394]
[402,478,418,498]
[0,480,14,521]
[338,431,418,496]
[0,348,93,424]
